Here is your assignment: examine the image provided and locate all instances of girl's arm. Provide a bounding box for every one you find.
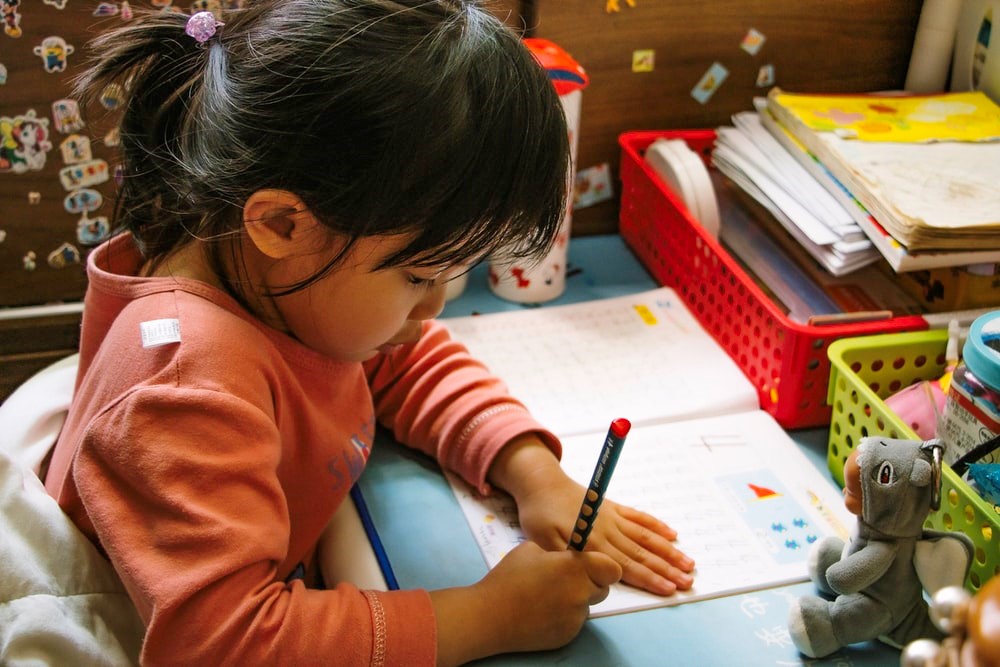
[367,320,695,596]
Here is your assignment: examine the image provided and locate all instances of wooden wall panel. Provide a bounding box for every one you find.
[528,1,924,235]
[0,3,119,310]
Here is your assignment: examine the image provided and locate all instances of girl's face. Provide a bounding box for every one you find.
[265,233,466,362]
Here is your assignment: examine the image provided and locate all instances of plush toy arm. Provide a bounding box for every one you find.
[914,530,974,595]
[825,540,896,594]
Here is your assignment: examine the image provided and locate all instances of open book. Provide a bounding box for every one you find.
[440,287,853,617]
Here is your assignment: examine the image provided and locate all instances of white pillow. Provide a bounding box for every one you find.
[0,353,78,475]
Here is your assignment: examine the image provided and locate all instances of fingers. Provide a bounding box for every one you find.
[582,552,621,605]
[616,504,678,541]
[594,538,687,596]
[583,551,622,587]
[593,502,696,596]
[617,514,695,572]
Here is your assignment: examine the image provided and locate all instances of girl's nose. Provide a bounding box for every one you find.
[410,284,447,321]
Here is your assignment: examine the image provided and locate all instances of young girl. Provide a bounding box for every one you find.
[44,2,695,664]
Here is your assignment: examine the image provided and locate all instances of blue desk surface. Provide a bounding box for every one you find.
[358,235,899,666]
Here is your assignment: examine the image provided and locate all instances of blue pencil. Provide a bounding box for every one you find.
[350,484,399,590]
[568,418,631,551]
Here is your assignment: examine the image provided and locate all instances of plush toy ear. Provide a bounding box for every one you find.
[910,458,932,487]
[920,439,944,511]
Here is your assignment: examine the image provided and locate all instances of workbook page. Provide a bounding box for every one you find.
[442,287,757,438]
[447,410,852,617]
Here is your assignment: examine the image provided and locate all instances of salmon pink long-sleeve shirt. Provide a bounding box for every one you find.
[45,233,560,666]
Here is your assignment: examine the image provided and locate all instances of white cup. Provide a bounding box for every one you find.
[443,272,469,301]
[489,89,582,304]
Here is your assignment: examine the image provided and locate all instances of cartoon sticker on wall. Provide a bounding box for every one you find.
[65,188,111,246]
[0,109,53,173]
[605,0,635,12]
[0,63,7,85]
[189,0,223,15]
[60,134,93,165]
[573,163,614,210]
[52,99,85,134]
[631,49,654,73]
[756,64,775,88]
[93,2,119,16]
[76,216,110,246]
[691,62,729,105]
[104,126,121,147]
[64,188,103,215]
[2,0,22,38]
[47,242,81,269]
[59,159,110,190]
[99,83,125,110]
[740,28,766,56]
[34,36,75,73]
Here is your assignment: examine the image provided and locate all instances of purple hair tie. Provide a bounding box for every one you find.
[185,11,223,43]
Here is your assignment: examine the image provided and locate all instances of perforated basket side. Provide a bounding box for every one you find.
[827,330,1000,591]
[827,331,949,482]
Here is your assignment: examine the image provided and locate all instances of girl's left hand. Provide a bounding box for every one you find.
[489,434,696,596]
[515,472,695,596]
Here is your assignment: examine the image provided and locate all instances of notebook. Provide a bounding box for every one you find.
[764,88,1000,253]
[440,287,853,618]
[756,98,1000,272]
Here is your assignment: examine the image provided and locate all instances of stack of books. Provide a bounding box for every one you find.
[736,88,1000,272]
[713,110,879,276]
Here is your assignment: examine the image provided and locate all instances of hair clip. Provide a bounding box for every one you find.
[185,11,223,44]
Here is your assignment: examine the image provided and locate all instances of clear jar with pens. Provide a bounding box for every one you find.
[938,310,1000,468]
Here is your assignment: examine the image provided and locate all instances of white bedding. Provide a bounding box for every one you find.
[0,355,144,666]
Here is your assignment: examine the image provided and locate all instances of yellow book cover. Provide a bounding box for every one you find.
[768,89,1000,143]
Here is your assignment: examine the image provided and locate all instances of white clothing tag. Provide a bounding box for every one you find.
[139,318,181,348]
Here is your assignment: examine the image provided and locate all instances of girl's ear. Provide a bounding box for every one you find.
[243,189,329,259]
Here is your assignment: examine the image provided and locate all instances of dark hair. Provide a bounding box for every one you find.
[77,0,569,295]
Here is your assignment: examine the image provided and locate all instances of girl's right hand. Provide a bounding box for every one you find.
[429,541,622,667]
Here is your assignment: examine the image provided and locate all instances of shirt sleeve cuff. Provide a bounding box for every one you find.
[363,588,436,666]
[455,407,562,496]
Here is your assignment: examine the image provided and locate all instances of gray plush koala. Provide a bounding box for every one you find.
[788,437,974,658]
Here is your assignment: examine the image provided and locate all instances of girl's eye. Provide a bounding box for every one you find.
[407,274,435,287]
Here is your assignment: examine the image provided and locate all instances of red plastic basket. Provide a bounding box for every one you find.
[618,130,928,429]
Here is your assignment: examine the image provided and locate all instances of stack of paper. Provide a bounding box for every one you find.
[762,88,1000,269]
[713,111,880,276]
[713,171,926,324]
